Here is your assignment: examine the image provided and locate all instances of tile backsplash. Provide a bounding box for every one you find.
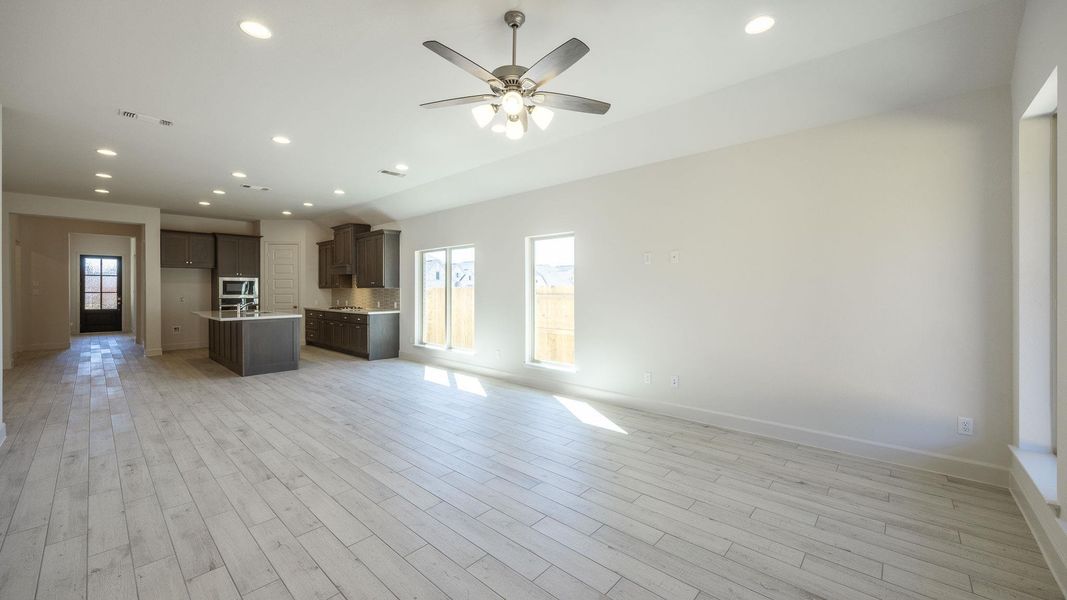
[331,287,400,309]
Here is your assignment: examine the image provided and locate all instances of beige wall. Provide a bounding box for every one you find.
[1,105,5,443]
[161,213,257,236]
[68,232,136,334]
[2,192,161,359]
[12,216,139,351]
[158,213,256,351]
[389,86,1012,484]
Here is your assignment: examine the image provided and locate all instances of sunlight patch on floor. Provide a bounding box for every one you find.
[454,373,487,397]
[423,365,450,387]
[555,395,627,434]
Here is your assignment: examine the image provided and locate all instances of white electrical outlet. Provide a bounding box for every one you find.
[957,416,974,436]
[172,325,181,333]
[643,372,651,384]
[671,375,679,388]
[643,252,652,265]
[669,250,680,264]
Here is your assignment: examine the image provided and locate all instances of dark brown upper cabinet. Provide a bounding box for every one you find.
[215,234,261,277]
[317,240,351,289]
[160,230,216,268]
[355,230,400,288]
[329,223,371,275]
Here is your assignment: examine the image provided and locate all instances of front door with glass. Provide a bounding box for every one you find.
[80,255,122,333]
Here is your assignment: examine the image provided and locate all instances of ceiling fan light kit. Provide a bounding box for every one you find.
[421,10,610,141]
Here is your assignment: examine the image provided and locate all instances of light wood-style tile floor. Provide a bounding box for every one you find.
[0,334,1061,600]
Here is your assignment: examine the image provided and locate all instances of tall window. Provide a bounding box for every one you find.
[527,233,575,367]
[417,245,475,350]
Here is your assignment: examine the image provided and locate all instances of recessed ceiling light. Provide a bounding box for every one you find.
[212,189,226,195]
[232,171,247,178]
[239,21,272,39]
[281,210,292,216]
[96,148,117,156]
[95,173,112,179]
[199,201,211,206]
[303,202,314,207]
[272,135,291,144]
[334,189,344,195]
[94,188,110,194]
[395,163,409,172]
[745,15,775,35]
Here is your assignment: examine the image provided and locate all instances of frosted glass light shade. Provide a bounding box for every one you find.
[471,104,496,128]
[530,106,554,130]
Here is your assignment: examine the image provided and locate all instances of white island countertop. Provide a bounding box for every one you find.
[193,310,304,322]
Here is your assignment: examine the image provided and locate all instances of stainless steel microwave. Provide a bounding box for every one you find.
[218,277,258,299]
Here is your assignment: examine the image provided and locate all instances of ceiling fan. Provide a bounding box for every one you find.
[421,10,610,140]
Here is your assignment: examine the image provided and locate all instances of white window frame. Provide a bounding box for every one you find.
[415,244,475,352]
[525,232,576,371]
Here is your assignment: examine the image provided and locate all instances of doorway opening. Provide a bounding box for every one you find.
[80,255,123,333]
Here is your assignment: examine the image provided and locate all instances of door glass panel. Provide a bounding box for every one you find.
[82,256,119,313]
[450,247,475,350]
[420,250,447,346]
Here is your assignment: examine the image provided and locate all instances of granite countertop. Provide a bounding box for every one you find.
[193,310,304,322]
[304,306,401,315]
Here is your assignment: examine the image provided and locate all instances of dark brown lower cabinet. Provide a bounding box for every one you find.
[304,309,398,360]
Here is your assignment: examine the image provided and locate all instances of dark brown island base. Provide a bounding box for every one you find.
[194,310,303,376]
[304,308,399,360]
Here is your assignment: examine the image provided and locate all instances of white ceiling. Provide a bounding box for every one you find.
[0,0,1019,224]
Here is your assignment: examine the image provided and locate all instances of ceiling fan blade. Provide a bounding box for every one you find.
[423,41,503,89]
[533,92,610,115]
[420,95,496,109]
[521,38,589,89]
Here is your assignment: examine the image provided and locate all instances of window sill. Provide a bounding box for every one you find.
[413,344,476,356]
[524,361,577,374]
[1011,446,1059,513]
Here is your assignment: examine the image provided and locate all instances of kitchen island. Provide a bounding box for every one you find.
[193,310,303,376]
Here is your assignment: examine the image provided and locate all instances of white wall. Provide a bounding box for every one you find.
[2,192,161,358]
[1010,0,1067,588]
[68,233,134,334]
[388,86,1012,485]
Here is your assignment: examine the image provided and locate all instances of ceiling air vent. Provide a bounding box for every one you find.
[117,109,173,127]
[240,184,271,191]
[378,169,407,178]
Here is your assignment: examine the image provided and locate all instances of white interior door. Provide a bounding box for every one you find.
[265,243,299,312]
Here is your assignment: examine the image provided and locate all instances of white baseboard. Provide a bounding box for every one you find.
[401,351,1008,487]
[144,347,163,357]
[1011,456,1067,594]
[162,341,207,352]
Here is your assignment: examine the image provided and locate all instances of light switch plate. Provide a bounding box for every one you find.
[669,250,680,264]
